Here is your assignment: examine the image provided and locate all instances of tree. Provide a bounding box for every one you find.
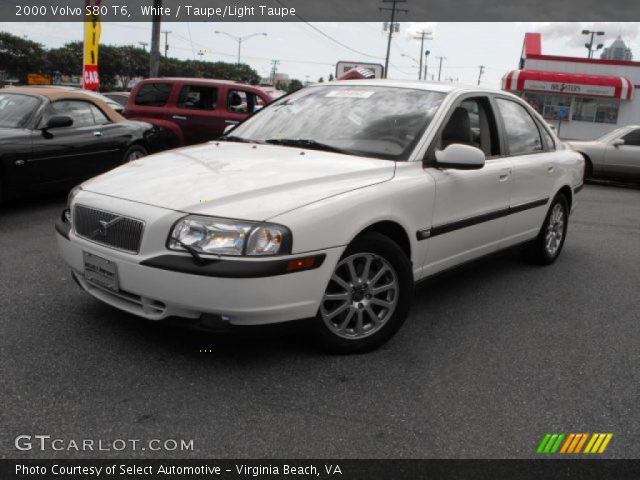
[328,73,334,81]
[287,79,303,93]
[0,32,47,82]
[0,30,262,90]
[318,77,324,83]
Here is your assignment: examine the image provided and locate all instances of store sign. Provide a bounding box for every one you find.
[523,80,615,98]
[27,73,52,85]
[336,61,384,79]
[83,2,102,90]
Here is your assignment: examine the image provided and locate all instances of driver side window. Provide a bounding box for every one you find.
[622,129,640,146]
[42,100,96,128]
[428,96,500,161]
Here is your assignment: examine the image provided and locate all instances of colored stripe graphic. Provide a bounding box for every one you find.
[538,433,613,454]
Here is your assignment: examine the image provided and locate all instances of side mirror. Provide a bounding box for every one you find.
[434,144,486,170]
[223,124,236,135]
[612,138,625,147]
[44,115,73,129]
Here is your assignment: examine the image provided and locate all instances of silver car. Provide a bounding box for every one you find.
[567,126,640,182]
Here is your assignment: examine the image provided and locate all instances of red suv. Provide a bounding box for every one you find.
[123,78,273,146]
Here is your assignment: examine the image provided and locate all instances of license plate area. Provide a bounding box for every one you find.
[83,252,119,291]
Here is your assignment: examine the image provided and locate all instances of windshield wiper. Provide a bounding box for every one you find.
[221,135,262,144]
[265,138,349,154]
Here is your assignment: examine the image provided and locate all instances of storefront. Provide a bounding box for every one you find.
[502,33,639,140]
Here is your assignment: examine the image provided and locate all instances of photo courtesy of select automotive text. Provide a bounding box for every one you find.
[1,0,640,478]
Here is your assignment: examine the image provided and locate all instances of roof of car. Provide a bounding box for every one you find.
[2,86,125,122]
[313,79,506,95]
[142,77,255,86]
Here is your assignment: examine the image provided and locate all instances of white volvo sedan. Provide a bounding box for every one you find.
[56,80,584,353]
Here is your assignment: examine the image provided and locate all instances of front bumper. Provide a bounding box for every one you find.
[56,216,341,326]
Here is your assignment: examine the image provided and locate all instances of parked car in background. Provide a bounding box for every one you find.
[103,91,130,108]
[56,80,584,353]
[0,87,173,203]
[567,126,640,182]
[123,78,272,146]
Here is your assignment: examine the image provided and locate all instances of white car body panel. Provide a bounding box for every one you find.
[56,81,584,327]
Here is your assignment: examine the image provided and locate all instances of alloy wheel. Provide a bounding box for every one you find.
[545,203,565,256]
[320,253,399,340]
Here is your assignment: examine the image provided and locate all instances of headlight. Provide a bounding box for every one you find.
[168,215,291,256]
[65,186,82,223]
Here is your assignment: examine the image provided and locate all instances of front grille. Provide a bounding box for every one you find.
[74,205,144,254]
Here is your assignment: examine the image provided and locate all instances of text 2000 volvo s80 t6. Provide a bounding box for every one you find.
[56,80,584,353]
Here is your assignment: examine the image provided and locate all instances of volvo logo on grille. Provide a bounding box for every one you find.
[89,217,124,239]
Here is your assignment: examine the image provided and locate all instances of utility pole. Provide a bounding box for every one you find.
[436,56,446,82]
[162,29,171,57]
[477,65,485,85]
[414,30,433,80]
[270,59,280,85]
[149,0,162,77]
[380,0,408,79]
[424,50,430,81]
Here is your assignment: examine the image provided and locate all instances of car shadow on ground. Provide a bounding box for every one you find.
[81,246,529,362]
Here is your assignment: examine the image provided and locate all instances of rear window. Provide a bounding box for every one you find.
[134,83,173,107]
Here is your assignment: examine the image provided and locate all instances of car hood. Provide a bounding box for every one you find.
[81,142,395,220]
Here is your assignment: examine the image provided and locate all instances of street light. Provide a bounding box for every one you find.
[582,29,605,59]
[214,31,268,65]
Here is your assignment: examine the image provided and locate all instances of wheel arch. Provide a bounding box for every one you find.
[556,185,573,212]
[352,220,412,262]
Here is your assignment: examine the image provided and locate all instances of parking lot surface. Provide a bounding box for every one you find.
[1,183,639,459]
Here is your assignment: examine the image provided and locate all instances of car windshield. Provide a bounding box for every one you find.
[0,93,41,128]
[228,85,446,160]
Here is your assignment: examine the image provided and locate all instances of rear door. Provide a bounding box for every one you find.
[494,96,559,243]
[127,81,175,123]
[174,82,222,145]
[423,95,513,274]
[604,128,640,179]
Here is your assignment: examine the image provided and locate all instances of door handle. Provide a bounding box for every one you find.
[93,131,102,137]
[225,120,240,125]
[547,165,555,173]
[499,168,511,181]
[172,115,187,121]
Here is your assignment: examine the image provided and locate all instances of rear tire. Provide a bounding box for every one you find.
[313,232,413,354]
[122,144,148,163]
[522,194,569,265]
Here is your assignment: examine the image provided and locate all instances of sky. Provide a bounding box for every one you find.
[1,22,638,86]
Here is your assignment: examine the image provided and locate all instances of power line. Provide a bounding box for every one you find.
[274,0,383,60]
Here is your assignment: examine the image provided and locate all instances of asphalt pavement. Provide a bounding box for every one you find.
[1,183,639,459]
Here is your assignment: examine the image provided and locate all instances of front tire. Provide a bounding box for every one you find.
[313,232,413,353]
[122,144,148,163]
[522,194,569,265]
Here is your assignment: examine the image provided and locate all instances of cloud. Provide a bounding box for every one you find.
[524,22,640,49]
[402,22,438,42]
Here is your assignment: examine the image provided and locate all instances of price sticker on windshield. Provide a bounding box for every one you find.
[325,90,375,99]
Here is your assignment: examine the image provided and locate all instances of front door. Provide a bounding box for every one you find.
[605,128,640,179]
[423,96,513,275]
